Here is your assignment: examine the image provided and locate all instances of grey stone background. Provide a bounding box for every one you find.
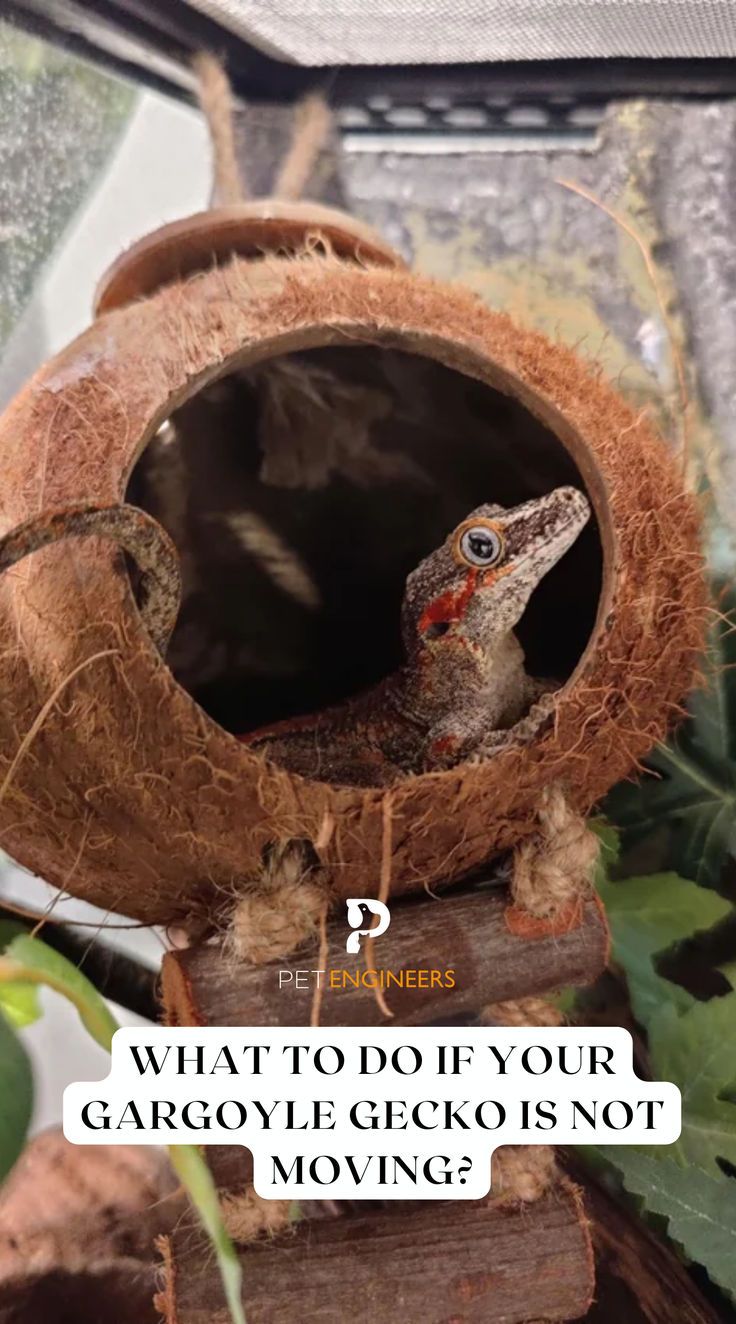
[236,94,736,554]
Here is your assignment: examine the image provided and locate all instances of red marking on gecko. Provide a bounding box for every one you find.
[419,572,477,634]
[419,565,513,635]
[429,734,459,759]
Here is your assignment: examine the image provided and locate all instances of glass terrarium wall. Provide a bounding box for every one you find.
[0,18,210,407]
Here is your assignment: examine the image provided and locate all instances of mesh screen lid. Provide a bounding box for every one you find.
[183,0,736,65]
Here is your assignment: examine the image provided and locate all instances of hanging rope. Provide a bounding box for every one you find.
[193,52,331,205]
[479,996,564,1204]
[273,91,332,201]
[223,836,328,1243]
[475,786,600,1205]
[192,52,246,205]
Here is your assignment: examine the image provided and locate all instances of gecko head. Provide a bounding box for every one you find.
[402,486,591,660]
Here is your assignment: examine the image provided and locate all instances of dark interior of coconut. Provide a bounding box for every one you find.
[126,345,603,749]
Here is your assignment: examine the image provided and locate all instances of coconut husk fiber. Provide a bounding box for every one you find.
[0,244,707,927]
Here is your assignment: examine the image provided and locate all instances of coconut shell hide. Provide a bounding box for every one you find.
[0,203,706,927]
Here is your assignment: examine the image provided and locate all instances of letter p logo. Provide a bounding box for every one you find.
[345,899,391,954]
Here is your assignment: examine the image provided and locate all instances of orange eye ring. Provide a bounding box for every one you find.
[452,517,505,569]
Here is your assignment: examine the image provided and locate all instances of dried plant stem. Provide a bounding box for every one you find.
[0,649,119,808]
[363,793,395,1020]
[309,900,330,1028]
[557,177,691,465]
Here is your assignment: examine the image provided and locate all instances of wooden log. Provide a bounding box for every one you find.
[569,1161,727,1324]
[162,883,608,1029]
[157,1181,594,1324]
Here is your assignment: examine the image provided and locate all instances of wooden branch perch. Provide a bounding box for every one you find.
[567,1158,727,1324]
[162,883,608,1029]
[157,1182,594,1324]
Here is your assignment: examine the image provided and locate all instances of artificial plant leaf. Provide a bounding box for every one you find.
[718,960,736,990]
[0,932,118,1051]
[591,818,621,865]
[595,867,731,1028]
[0,980,41,1028]
[0,920,30,949]
[647,995,736,1173]
[606,583,736,889]
[0,1009,33,1183]
[599,1148,736,1301]
[0,921,42,1027]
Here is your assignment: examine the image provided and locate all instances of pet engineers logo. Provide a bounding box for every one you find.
[345,898,391,953]
[277,899,456,995]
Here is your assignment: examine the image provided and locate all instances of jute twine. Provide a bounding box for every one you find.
[482,997,564,1028]
[227,838,327,966]
[511,783,600,921]
[220,1189,292,1243]
[488,1143,559,1205]
[192,52,244,205]
[478,784,599,1205]
[480,1000,564,1205]
[193,51,330,205]
[223,838,327,1244]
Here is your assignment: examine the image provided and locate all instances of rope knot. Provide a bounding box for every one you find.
[228,839,326,965]
[220,1189,291,1242]
[512,784,599,920]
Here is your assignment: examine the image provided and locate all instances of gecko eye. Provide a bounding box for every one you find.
[455,523,504,568]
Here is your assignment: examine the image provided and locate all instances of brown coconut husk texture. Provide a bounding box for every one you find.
[0,253,707,928]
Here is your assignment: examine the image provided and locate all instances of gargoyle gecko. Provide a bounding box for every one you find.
[241,486,591,785]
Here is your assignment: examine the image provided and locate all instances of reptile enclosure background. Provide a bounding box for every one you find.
[0,206,706,927]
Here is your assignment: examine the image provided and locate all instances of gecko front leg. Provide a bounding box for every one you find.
[469,689,558,764]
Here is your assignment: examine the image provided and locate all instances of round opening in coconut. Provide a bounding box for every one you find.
[0,211,706,928]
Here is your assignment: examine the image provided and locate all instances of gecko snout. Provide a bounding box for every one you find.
[552,485,591,525]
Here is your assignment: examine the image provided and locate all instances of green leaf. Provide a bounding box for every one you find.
[0,980,40,1029]
[596,868,731,1027]
[168,1145,246,1324]
[0,921,29,947]
[599,1149,736,1301]
[718,960,736,991]
[0,1009,33,1183]
[606,584,736,888]
[0,921,43,1026]
[647,995,736,1174]
[0,933,118,1051]
[591,817,621,865]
